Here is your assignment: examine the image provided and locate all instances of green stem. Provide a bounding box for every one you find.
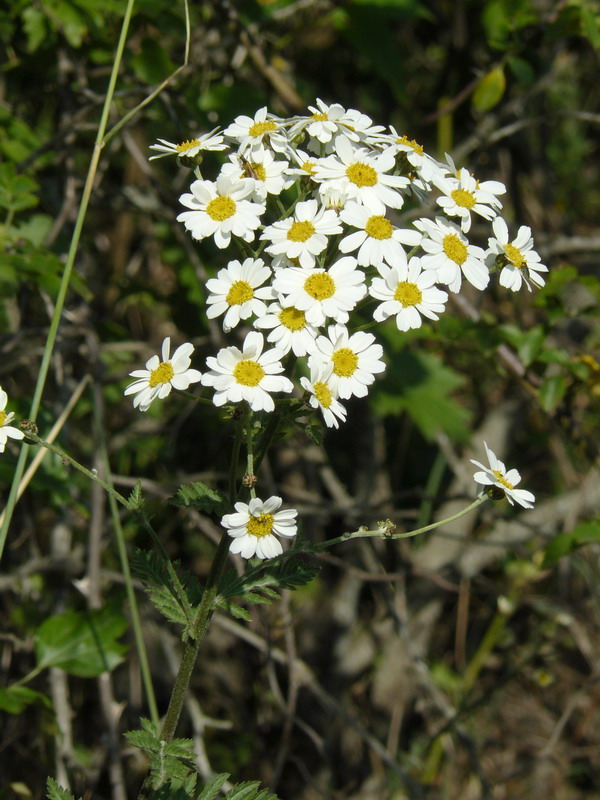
[0,0,137,562]
[245,411,256,499]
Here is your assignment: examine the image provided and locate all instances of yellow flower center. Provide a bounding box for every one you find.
[304,273,335,301]
[302,161,316,175]
[247,512,274,538]
[365,215,392,240]
[287,220,316,242]
[311,112,328,121]
[248,120,277,138]
[242,162,266,182]
[0,410,7,426]
[233,359,265,387]
[279,306,306,331]
[226,280,254,306]
[451,188,476,209]
[504,243,525,268]
[492,470,515,490]
[149,362,175,387]
[332,347,358,377]
[313,381,332,408]
[346,162,378,188]
[394,281,422,307]
[206,196,236,221]
[176,139,200,153]
[442,233,467,265]
[396,135,424,156]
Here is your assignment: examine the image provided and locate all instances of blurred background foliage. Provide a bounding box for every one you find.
[1,0,600,798]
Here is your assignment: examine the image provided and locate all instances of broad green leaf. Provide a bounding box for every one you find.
[35,608,128,677]
[543,520,600,567]
[507,55,535,85]
[539,375,568,411]
[0,685,51,714]
[472,66,506,111]
[46,778,81,800]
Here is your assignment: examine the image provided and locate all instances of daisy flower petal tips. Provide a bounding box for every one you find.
[221,496,298,560]
[471,442,536,509]
[0,387,25,454]
[124,337,202,412]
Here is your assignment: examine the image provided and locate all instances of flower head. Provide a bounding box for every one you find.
[223,107,289,154]
[300,363,347,429]
[416,216,489,292]
[202,331,293,413]
[338,201,421,268]
[222,495,298,559]
[124,338,202,412]
[261,198,342,269]
[206,258,274,332]
[0,387,25,453]
[434,167,505,233]
[149,128,227,161]
[253,301,319,357]
[486,217,548,291]
[369,257,448,331]
[471,441,535,509]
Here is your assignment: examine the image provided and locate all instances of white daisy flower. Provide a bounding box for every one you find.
[148,128,227,161]
[471,441,535,509]
[219,147,293,202]
[434,167,505,233]
[223,106,289,154]
[177,175,265,249]
[202,331,293,413]
[369,257,448,331]
[314,137,409,214]
[300,364,347,429]
[338,201,421,268]
[222,495,298,560]
[308,324,385,400]
[206,258,274,332]
[0,387,25,453]
[272,256,367,327]
[253,302,319,357]
[285,148,319,182]
[374,128,444,183]
[261,198,343,269]
[415,217,489,292]
[486,217,548,291]
[124,338,202,412]
[289,98,384,151]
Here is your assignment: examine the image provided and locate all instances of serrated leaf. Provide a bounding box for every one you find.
[171,482,225,515]
[131,549,202,628]
[46,778,82,800]
[0,686,51,714]
[539,375,568,411]
[35,608,127,677]
[472,65,506,111]
[128,480,144,510]
[224,781,280,800]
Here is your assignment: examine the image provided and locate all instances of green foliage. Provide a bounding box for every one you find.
[46,778,82,800]
[170,481,226,516]
[373,346,471,443]
[128,480,145,511]
[543,519,600,567]
[0,685,52,715]
[472,65,506,111]
[35,607,128,677]
[130,548,202,628]
[125,718,197,790]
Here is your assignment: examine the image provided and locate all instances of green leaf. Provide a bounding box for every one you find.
[46,778,82,800]
[197,774,230,800]
[126,719,197,790]
[224,781,280,800]
[543,519,600,567]
[35,608,128,677]
[539,375,568,411]
[499,324,546,367]
[171,482,226,515]
[472,65,506,111]
[130,549,201,628]
[507,55,535,85]
[0,685,51,714]
[128,480,145,510]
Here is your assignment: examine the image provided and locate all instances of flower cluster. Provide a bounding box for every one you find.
[136,100,547,426]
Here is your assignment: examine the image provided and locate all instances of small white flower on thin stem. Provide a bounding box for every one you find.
[202,331,293,413]
[222,496,298,560]
[148,128,227,160]
[206,258,274,332]
[261,199,343,269]
[309,324,386,400]
[177,174,265,249]
[124,338,202,412]
[314,137,409,214]
[253,302,319,357]
[223,106,289,154]
[434,167,505,233]
[416,217,489,292]
[273,256,366,327]
[338,201,421,268]
[471,441,535,509]
[300,364,347,429]
[370,257,448,331]
[486,217,548,291]
[0,387,25,453]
